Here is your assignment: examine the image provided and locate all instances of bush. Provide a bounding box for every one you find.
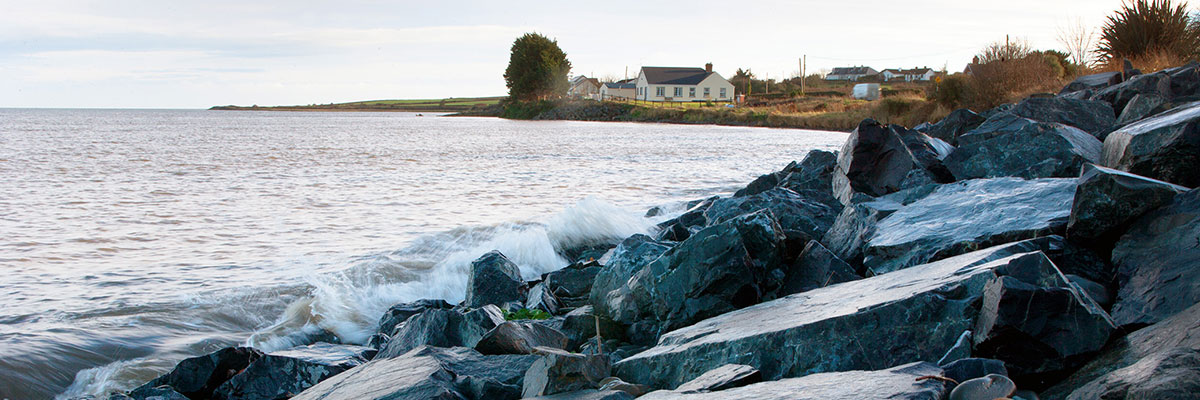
[1097,0,1200,64]
[504,308,551,320]
[500,99,556,119]
[927,74,972,109]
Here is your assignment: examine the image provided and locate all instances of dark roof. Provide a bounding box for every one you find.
[641,67,713,85]
[604,82,636,89]
[829,67,875,76]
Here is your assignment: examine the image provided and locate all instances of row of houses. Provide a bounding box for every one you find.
[569,63,736,103]
[825,66,938,82]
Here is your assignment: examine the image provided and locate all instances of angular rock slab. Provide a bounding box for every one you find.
[1043,301,1200,398]
[213,343,373,400]
[522,347,612,398]
[465,250,526,308]
[1101,100,1200,187]
[674,364,762,393]
[291,346,536,400]
[1064,348,1200,400]
[1066,163,1189,246]
[529,389,635,400]
[704,187,841,245]
[638,362,946,400]
[1008,96,1115,139]
[778,149,839,196]
[375,299,454,338]
[129,347,263,400]
[588,234,673,322]
[779,240,861,295]
[475,321,569,355]
[612,238,1064,390]
[376,305,505,358]
[944,120,1101,180]
[1115,93,1169,126]
[1110,188,1200,327]
[924,108,986,145]
[833,119,930,204]
[863,177,1076,275]
[545,260,602,299]
[1091,71,1172,114]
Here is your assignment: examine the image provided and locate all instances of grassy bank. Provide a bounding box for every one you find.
[210,96,505,112]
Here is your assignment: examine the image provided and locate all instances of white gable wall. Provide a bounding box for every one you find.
[635,69,735,102]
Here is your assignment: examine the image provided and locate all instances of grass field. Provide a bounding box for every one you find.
[210,96,504,112]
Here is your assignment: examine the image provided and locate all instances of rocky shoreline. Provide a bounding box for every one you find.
[93,63,1200,400]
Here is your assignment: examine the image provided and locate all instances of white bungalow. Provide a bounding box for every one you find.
[634,64,735,102]
[825,66,879,81]
[881,67,937,82]
[601,81,637,100]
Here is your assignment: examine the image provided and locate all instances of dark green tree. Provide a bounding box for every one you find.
[1096,0,1200,63]
[504,33,571,101]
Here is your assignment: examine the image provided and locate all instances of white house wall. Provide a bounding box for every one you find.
[635,71,735,102]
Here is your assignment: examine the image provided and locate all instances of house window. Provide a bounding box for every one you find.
[674,87,683,97]
[689,87,696,97]
[720,87,727,98]
[656,86,665,97]
[704,87,711,97]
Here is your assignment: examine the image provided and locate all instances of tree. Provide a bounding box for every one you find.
[975,37,1034,64]
[1057,17,1096,68]
[504,33,571,101]
[1096,0,1200,64]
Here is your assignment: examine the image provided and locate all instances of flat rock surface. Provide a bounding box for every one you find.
[214,343,373,400]
[291,346,536,400]
[1066,163,1188,245]
[1101,100,1200,187]
[638,362,946,400]
[944,120,1101,180]
[1110,188,1200,327]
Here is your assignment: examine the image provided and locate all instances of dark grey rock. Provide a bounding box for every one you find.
[376,299,454,338]
[1091,71,1172,114]
[778,150,839,196]
[896,128,955,183]
[529,389,634,400]
[560,306,624,351]
[925,108,986,145]
[779,240,861,295]
[1116,93,1169,126]
[637,362,947,400]
[475,321,569,355]
[129,347,263,400]
[588,234,672,321]
[734,163,788,198]
[119,386,189,400]
[948,374,1015,400]
[674,364,762,393]
[654,197,717,242]
[941,358,1008,385]
[818,185,937,268]
[526,282,562,315]
[545,260,603,298]
[596,377,649,397]
[704,187,840,246]
[936,330,973,366]
[1043,301,1200,398]
[612,238,1067,390]
[1166,62,1200,97]
[522,347,612,398]
[605,210,786,336]
[376,305,505,358]
[863,178,1076,275]
[465,251,526,308]
[213,343,372,400]
[971,254,1115,389]
[944,119,1102,180]
[1101,100,1200,187]
[1066,274,1112,307]
[958,112,1040,146]
[1060,71,1122,94]
[1009,96,1116,139]
[1066,163,1189,252]
[1064,347,1200,400]
[833,119,931,204]
[1110,188,1200,328]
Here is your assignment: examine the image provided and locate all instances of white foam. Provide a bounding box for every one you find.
[56,358,149,400]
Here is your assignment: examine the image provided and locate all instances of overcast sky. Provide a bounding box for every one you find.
[2,0,1132,108]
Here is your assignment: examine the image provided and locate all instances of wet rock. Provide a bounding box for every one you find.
[1043,301,1200,398]
[291,345,536,400]
[1110,188,1200,328]
[612,238,1065,390]
[777,150,839,196]
[588,234,672,321]
[1066,163,1189,252]
[545,260,602,298]
[376,305,505,358]
[1101,100,1200,187]
[704,187,840,246]
[1063,347,1200,400]
[465,251,526,308]
[596,377,649,397]
[213,343,373,400]
[936,330,973,366]
[560,306,624,351]
[129,347,263,400]
[818,185,936,267]
[1115,93,1169,126]
[674,364,762,393]
[734,162,789,197]
[637,362,947,400]
[896,128,955,182]
[941,358,1008,384]
[605,210,786,336]
[924,108,986,145]
[1091,71,1172,114]
[522,347,612,398]
[958,112,1040,146]
[654,197,717,242]
[1009,96,1116,139]
[376,299,454,338]
[1066,274,1112,307]
[529,389,634,400]
[944,120,1102,180]
[1166,62,1200,97]
[526,282,562,315]
[475,321,569,355]
[779,240,861,295]
[118,387,189,400]
[948,374,1015,400]
[1060,71,1123,94]
[971,254,1115,388]
[833,119,935,204]
[863,178,1076,275]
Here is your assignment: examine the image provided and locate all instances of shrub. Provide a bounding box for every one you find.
[927,74,972,109]
[504,308,551,321]
[1096,0,1200,65]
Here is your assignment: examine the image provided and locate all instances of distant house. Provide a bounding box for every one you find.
[635,64,735,102]
[569,76,602,99]
[825,66,879,81]
[601,80,637,100]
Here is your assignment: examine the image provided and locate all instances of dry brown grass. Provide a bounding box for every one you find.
[1093,48,1194,72]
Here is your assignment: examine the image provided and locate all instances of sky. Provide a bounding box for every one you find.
[1,0,1132,108]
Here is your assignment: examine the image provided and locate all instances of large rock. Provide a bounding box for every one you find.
[526,282,562,315]
[924,108,986,145]
[291,346,537,400]
[522,347,612,398]
[1043,301,1200,399]
[971,254,1115,389]
[605,210,786,337]
[638,362,947,400]
[1066,163,1189,249]
[944,119,1102,180]
[704,187,840,246]
[612,238,1069,390]
[560,306,625,352]
[1091,71,1172,114]
[588,234,672,321]
[777,150,839,196]
[833,119,942,204]
[1101,100,1200,187]
[1060,71,1122,94]
[863,177,1076,275]
[529,390,634,400]
[116,387,189,400]
[129,347,263,400]
[375,299,454,338]
[1110,188,1200,328]
[545,261,603,299]
[673,364,762,393]
[1063,348,1200,400]
[958,112,1041,146]
[465,251,526,308]
[779,240,861,295]
[1008,96,1116,139]
[818,184,937,267]
[475,321,569,355]
[654,197,717,242]
[376,305,505,358]
[213,343,373,400]
[1115,93,1169,126]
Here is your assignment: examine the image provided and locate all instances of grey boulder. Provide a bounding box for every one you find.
[944,119,1102,180]
[673,364,762,393]
[129,347,263,400]
[588,234,672,322]
[924,108,986,145]
[704,187,840,245]
[1008,96,1116,139]
[1066,163,1189,249]
[522,347,612,398]
[1115,93,1169,126]
[213,343,373,400]
[1101,100,1200,187]
[475,321,569,355]
[1064,347,1200,400]
[1091,71,1172,114]
[1110,188,1200,327]
[375,299,454,338]
[376,305,505,358]
[291,346,536,400]
[833,119,946,204]
[465,250,526,308]
[779,240,861,295]
[638,362,947,400]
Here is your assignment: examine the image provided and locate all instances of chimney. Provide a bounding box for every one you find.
[705,63,713,73]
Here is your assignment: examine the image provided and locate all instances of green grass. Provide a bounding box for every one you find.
[503,308,551,321]
[211,96,505,112]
